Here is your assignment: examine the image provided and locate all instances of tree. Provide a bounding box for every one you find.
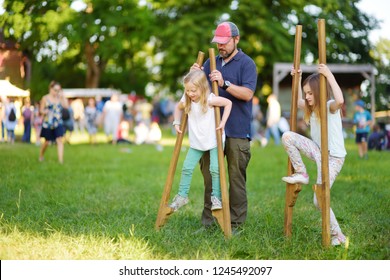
[371,38,390,112]
[150,0,225,95]
[65,0,155,90]
[0,0,155,99]
[0,0,381,103]
[151,0,379,97]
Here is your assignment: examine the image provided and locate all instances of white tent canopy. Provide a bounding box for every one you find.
[62,88,121,98]
[0,79,30,97]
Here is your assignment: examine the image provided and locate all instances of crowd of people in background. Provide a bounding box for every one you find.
[1,86,390,158]
[0,87,177,149]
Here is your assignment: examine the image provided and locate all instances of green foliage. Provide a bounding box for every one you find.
[294,0,377,64]
[0,135,389,259]
[371,38,390,112]
[1,0,155,92]
[0,0,385,102]
[152,1,224,93]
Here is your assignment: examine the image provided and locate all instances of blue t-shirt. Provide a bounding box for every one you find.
[203,49,257,139]
[353,110,372,134]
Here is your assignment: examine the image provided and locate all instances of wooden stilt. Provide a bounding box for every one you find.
[209,48,232,239]
[284,25,302,237]
[312,184,324,210]
[155,51,205,230]
[318,19,331,247]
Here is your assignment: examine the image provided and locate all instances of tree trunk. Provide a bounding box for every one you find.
[85,42,100,88]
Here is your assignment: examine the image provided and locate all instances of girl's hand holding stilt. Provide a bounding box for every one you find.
[290,67,302,78]
[174,125,182,134]
[216,121,225,131]
[318,63,332,78]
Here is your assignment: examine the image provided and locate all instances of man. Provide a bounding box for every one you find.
[191,21,257,233]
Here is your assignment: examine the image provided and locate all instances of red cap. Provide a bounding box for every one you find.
[211,22,240,44]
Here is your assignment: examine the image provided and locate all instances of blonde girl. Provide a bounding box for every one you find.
[169,70,232,212]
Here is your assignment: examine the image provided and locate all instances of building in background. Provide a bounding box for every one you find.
[0,29,31,90]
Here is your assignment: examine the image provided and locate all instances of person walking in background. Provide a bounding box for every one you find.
[353,100,372,159]
[39,81,69,164]
[191,21,257,233]
[265,93,281,146]
[96,95,105,113]
[33,101,43,146]
[1,96,8,142]
[62,102,74,144]
[102,93,123,144]
[282,64,347,246]
[4,97,18,144]
[95,95,105,127]
[71,98,85,134]
[278,112,291,136]
[169,70,232,212]
[85,97,98,145]
[21,99,33,143]
[251,96,267,147]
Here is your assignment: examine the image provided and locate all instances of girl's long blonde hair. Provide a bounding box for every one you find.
[182,70,210,114]
[302,73,331,124]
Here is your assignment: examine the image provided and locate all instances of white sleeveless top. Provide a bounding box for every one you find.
[310,100,347,158]
[181,93,225,151]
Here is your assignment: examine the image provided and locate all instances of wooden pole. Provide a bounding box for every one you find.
[284,25,302,237]
[155,51,205,230]
[317,19,331,247]
[209,48,232,239]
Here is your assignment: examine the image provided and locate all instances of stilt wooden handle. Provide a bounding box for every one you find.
[209,48,232,239]
[284,25,302,237]
[318,19,331,247]
[155,51,205,230]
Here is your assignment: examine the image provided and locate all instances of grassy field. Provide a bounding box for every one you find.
[0,130,389,260]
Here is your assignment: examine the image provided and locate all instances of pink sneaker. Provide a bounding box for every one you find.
[282,173,309,185]
[331,232,346,246]
[211,196,222,210]
[169,194,189,212]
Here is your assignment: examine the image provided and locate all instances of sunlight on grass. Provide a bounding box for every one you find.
[1,131,389,260]
[0,226,161,260]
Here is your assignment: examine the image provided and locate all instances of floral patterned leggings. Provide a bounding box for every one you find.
[282,131,345,235]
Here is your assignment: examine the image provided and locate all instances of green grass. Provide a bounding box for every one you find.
[0,131,389,260]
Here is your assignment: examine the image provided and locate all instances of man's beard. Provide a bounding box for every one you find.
[219,47,236,59]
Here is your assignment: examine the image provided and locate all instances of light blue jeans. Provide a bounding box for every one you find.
[265,123,281,145]
[178,147,221,199]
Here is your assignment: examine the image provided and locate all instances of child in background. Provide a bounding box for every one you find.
[148,121,163,151]
[117,120,133,144]
[134,121,149,145]
[353,100,372,159]
[169,70,232,212]
[5,98,18,144]
[85,98,98,145]
[282,64,347,246]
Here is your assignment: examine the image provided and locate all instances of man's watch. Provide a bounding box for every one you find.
[222,80,231,90]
